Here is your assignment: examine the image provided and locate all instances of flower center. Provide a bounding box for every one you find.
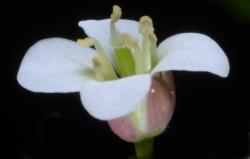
[78,5,158,81]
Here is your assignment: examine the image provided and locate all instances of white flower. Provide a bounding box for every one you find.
[17,5,229,121]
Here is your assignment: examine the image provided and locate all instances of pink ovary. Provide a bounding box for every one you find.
[108,72,176,142]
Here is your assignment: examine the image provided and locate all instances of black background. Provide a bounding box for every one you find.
[3,0,249,159]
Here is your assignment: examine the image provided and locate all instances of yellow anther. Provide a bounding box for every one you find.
[92,57,103,67]
[122,33,138,48]
[77,38,95,47]
[149,32,157,42]
[139,16,154,35]
[111,5,122,23]
[92,57,106,81]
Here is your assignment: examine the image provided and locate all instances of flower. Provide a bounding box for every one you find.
[17,5,229,142]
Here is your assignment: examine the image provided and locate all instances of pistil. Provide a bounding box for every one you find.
[122,33,144,75]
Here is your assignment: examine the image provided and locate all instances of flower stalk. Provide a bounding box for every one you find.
[134,138,154,159]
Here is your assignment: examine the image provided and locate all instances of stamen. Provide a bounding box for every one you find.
[149,32,157,43]
[111,5,122,23]
[92,58,106,81]
[92,40,118,81]
[77,38,95,47]
[78,37,117,81]
[92,57,102,67]
[110,5,123,48]
[139,16,154,35]
[138,16,158,73]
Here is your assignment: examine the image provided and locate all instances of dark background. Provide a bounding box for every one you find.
[3,0,249,158]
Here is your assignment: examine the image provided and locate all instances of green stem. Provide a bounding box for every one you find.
[134,138,154,159]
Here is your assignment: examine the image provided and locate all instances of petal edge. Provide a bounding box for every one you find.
[80,74,151,120]
[17,38,97,93]
[152,33,230,78]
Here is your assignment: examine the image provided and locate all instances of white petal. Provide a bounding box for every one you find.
[80,74,151,120]
[17,38,97,93]
[78,19,142,60]
[152,33,230,77]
